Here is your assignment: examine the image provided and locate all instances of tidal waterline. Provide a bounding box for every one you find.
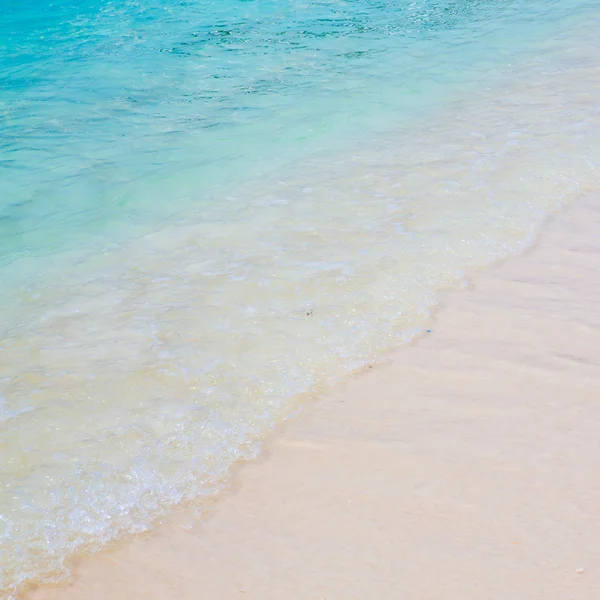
[2,0,600,597]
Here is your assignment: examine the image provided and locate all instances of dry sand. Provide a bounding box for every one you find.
[27,193,600,600]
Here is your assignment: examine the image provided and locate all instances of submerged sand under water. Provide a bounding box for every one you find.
[3,8,600,599]
[24,194,600,600]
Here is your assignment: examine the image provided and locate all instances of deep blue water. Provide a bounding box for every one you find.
[0,0,582,264]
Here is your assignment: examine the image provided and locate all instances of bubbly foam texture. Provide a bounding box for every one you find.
[2,2,600,598]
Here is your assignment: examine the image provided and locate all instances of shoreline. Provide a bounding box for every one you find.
[25,191,600,599]
[5,8,600,594]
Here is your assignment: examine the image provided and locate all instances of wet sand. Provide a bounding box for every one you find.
[27,192,600,600]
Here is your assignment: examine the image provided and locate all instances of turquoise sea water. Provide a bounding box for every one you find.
[2,0,600,596]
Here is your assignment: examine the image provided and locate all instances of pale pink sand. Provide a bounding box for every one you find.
[27,193,600,600]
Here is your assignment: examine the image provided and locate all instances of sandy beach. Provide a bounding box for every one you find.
[25,192,600,600]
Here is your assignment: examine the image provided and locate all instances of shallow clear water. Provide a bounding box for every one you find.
[2,0,600,596]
